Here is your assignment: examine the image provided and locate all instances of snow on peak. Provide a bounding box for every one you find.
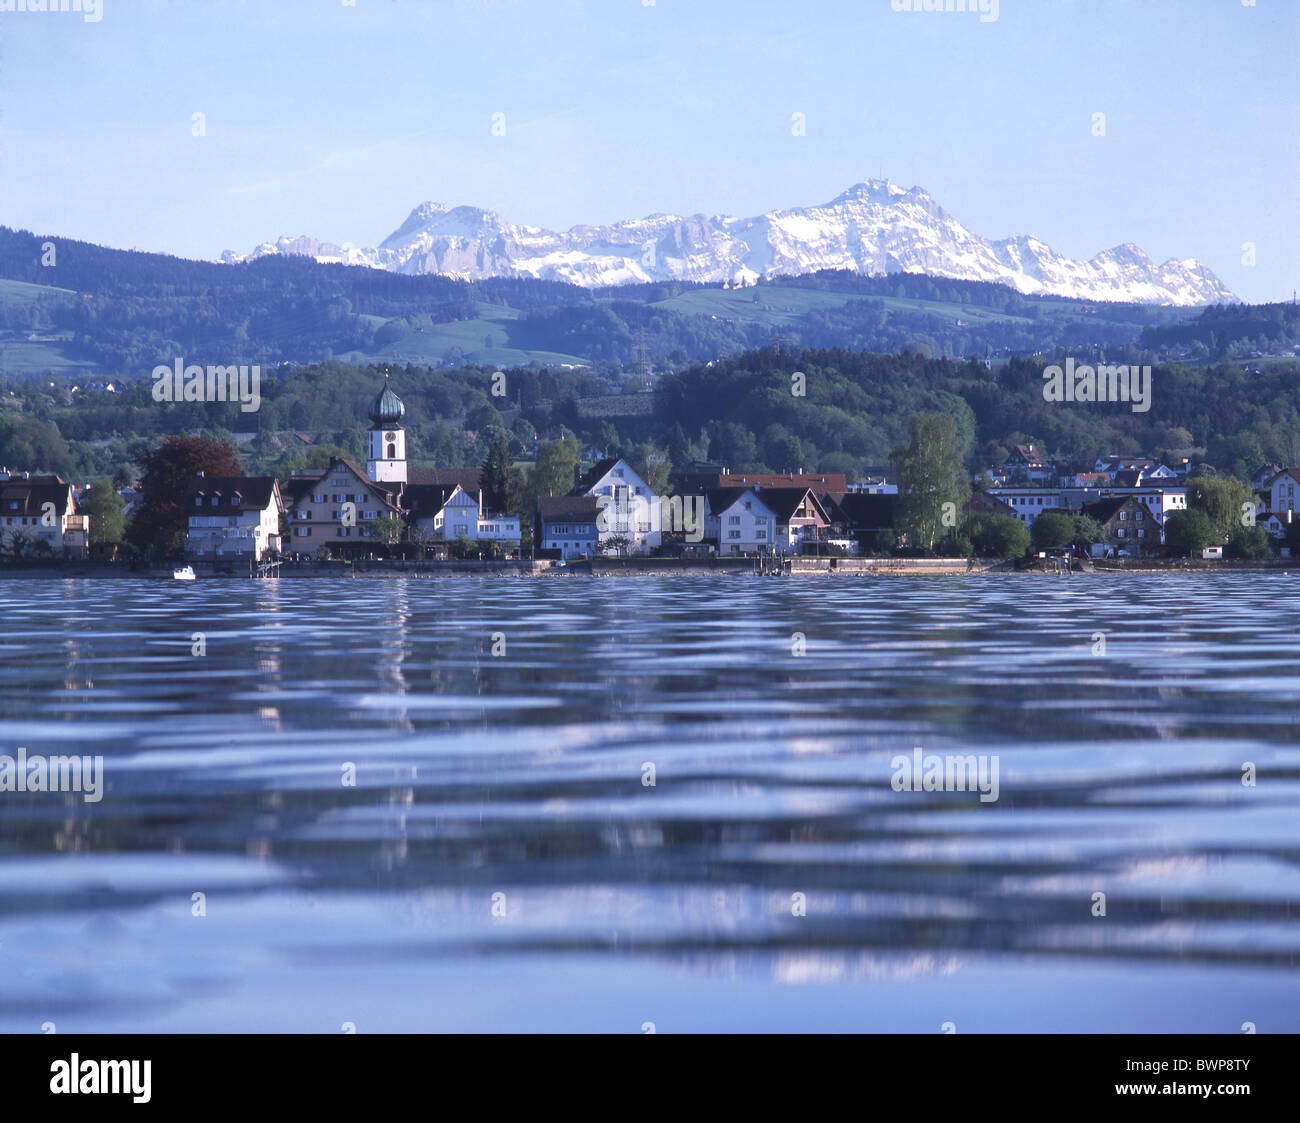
[221,182,1236,305]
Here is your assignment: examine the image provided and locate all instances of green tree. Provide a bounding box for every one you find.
[968,513,1030,559]
[367,516,406,551]
[465,402,505,433]
[1031,512,1076,549]
[480,431,515,513]
[1072,515,1105,551]
[892,413,970,552]
[1188,476,1253,541]
[531,436,580,499]
[1227,525,1272,559]
[631,440,672,496]
[1164,509,1217,556]
[78,480,126,545]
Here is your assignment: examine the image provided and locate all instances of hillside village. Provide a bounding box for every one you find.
[3,380,1300,566]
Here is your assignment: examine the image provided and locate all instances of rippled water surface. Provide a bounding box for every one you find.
[1,574,1297,1032]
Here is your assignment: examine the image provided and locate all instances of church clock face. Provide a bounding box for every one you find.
[385,432,397,443]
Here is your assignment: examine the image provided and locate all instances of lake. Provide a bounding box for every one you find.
[1,574,1297,1033]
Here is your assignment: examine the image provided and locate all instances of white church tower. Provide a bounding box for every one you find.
[366,375,407,484]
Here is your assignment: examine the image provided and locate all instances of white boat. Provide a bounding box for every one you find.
[173,565,196,581]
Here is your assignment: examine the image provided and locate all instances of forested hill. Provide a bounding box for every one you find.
[8,344,1299,489]
[0,223,1228,378]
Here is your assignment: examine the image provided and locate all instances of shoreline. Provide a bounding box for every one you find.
[0,558,1294,579]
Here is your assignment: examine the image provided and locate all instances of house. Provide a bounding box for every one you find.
[184,474,284,559]
[406,483,520,551]
[822,492,899,553]
[569,457,660,555]
[1081,496,1165,556]
[1006,445,1054,484]
[987,488,1074,528]
[756,487,834,554]
[1252,463,1285,491]
[704,488,778,555]
[1264,468,1300,531]
[538,495,600,560]
[966,490,1018,519]
[0,471,90,559]
[281,457,403,552]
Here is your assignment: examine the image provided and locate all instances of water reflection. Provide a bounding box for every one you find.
[0,574,1297,1030]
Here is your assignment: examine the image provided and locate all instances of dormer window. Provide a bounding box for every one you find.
[194,497,202,507]
[210,497,219,507]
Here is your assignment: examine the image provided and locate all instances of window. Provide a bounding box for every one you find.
[728,530,741,539]
[756,529,767,540]
[1138,529,1145,538]
[194,497,202,507]
[728,516,740,525]
[1118,528,1126,538]
[613,469,624,478]
[211,497,219,507]
[1120,511,1127,521]
[387,443,396,458]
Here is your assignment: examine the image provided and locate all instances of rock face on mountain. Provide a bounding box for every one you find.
[222,180,1235,305]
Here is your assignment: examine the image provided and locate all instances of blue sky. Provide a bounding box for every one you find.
[1,0,1295,301]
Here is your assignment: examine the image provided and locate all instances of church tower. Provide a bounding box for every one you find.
[367,376,407,483]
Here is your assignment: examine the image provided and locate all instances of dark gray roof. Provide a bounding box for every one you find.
[539,495,600,521]
[184,476,280,513]
[570,458,621,495]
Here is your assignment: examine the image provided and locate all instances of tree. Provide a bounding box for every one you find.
[1227,525,1272,559]
[1164,509,1217,556]
[531,436,580,499]
[1072,515,1105,551]
[1031,512,1076,549]
[480,431,515,513]
[78,480,126,545]
[128,436,242,555]
[1188,476,1253,541]
[892,413,970,552]
[367,516,406,551]
[465,402,505,433]
[3,527,33,559]
[968,513,1029,559]
[631,440,672,496]
[595,421,622,457]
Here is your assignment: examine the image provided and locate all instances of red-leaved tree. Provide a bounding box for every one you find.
[128,436,242,555]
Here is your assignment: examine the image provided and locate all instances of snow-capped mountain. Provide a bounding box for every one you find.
[221,180,1235,305]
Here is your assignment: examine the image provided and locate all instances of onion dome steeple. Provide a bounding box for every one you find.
[368,376,406,428]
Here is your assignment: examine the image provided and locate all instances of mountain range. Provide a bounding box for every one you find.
[221,180,1235,307]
